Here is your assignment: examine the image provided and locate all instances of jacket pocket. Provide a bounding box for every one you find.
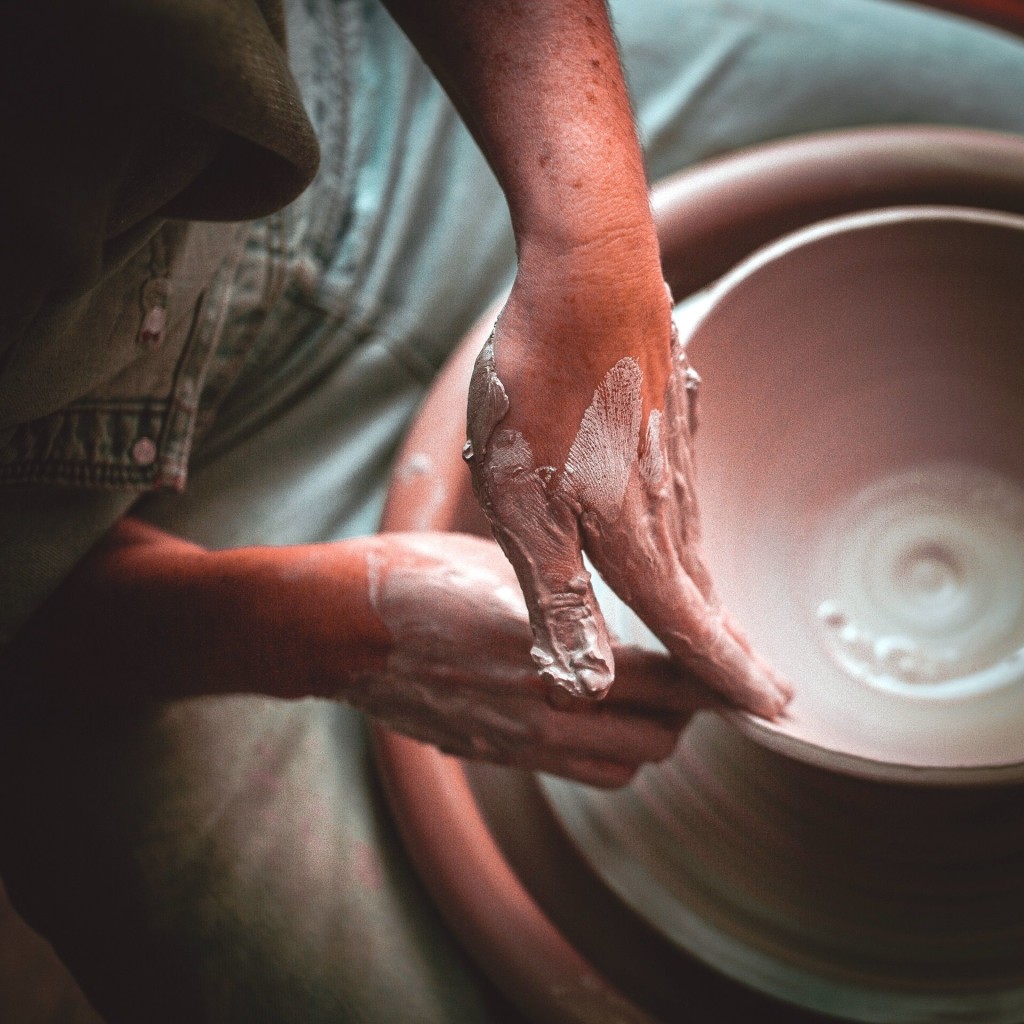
[0,221,241,491]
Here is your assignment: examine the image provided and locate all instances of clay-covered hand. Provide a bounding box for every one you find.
[376,0,785,710]
[3,518,710,786]
[352,533,716,788]
[464,275,792,718]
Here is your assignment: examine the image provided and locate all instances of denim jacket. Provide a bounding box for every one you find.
[0,220,242,493]
[0,0,318,646]
[0,219,254,646]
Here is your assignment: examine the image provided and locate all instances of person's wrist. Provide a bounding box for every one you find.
[515,199,664,311]
[517,197,660,269]
[506,230,670,370]
[235,538,391,700]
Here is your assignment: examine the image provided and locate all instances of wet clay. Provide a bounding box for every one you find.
[376,131,1024,1024]
[811,461,1024,698]
[542,206,1024,1024]
[361,534,534,756]
[646,207,1024,774]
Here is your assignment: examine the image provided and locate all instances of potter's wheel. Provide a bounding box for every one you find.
[375,129,1024,1024]
[547,205,1024,1023]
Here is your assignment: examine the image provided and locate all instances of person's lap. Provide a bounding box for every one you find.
[5,3,1024,1021]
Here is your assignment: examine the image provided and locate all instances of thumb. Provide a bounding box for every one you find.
[471,426,616,699]
[465,343,615,698]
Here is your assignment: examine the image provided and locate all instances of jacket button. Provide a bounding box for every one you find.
[131,437,158,467]
[138,305,167,349]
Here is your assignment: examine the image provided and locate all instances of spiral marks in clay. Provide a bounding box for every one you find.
[813,462,1024,699]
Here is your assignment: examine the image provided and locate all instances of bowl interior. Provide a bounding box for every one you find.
[605,206,1024,777]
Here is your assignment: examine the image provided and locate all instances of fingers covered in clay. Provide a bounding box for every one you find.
[582,335,792,717]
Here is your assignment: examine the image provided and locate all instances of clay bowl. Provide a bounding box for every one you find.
[375,128,1024,1023]
[624,203,1024,782]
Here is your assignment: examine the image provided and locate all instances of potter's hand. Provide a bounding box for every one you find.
[3,520,709,786]
[355,532,713,788]
[465,273,792,718]
[374,0,790,714]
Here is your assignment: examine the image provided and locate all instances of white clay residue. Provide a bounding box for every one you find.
[367,537,525,652]
[460,313,727,703]
[683,363,701,434]
[639,408,666,493]
[485,428,536,485]
[396,452,433,481]
[561,357,644,521]
[812,462,1024,699]
[464,334,672,698]
[362,536,532,745]
[464,330,509,466]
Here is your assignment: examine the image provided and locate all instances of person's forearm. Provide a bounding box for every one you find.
[382,0,661,273]
[2,518,389,704]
